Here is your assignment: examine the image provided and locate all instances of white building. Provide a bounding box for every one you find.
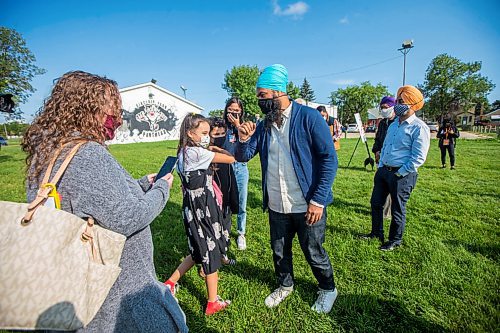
[109,81,203,144]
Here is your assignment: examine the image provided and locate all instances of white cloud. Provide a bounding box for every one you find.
[272,1,309,18]
[332,79,355,85]
[339,16,349,24]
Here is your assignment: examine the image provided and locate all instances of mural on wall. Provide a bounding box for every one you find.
[111,98,179,143]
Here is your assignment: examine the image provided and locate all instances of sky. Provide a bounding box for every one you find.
[2,0,500,121]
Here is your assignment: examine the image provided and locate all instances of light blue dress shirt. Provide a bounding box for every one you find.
[379,114,430,176]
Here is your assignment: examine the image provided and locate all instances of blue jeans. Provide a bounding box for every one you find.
[268,209,336,291]
[233,162,248,235]
[370,166,418,244]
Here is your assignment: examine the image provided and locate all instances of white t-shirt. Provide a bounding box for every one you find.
[177,146,215,173]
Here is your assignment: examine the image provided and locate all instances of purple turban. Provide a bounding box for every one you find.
[380,96,396,107]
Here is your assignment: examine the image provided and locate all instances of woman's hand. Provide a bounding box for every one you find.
[160,173,174,188]
[228,113,241,127]
[147,173,158,184]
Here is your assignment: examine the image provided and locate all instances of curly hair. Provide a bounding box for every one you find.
[22,70,122,184]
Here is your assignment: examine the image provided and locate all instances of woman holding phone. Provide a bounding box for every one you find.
[222,97,250,250]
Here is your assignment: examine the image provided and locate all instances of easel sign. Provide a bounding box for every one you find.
[347,113,375,170]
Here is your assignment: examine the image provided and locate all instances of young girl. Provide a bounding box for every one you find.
[165,114,235,316]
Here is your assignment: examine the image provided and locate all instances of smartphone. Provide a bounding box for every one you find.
[154,156,178,182]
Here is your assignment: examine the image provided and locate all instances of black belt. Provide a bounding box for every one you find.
[383,165,400,171]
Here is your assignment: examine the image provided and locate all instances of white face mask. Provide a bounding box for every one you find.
[380,106,394,119]
[199,135,211,148]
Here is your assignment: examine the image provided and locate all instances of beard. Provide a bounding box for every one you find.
[264,98,283,129]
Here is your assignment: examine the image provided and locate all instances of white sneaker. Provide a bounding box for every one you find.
[264,286,293,308]
[311,288,338,313]
[237,234,247,250]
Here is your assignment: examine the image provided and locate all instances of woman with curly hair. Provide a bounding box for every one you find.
[22,71,188,332]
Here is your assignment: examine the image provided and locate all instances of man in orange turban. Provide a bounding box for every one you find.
[362,85,430,251]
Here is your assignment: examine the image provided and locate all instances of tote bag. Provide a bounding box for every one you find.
[0,142,126,331]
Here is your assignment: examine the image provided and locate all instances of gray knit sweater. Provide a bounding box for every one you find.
[27,141,188,333]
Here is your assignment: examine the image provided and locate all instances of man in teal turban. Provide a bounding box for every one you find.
[235,64,339,314]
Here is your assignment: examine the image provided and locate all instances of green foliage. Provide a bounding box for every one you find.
[1,138,499,332]
[222,65,260,117]
[287,81,301,100]
[490,99,500,112]
[330,81,389,124]
[0,27,46,104]
[0,121,29,136]
[419,54,495,119]
[300,77,316,102]
[208,109,224,118]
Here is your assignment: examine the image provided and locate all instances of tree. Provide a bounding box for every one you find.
[222,65,260,117]
[419,54,495,120]
[0,27,46,105]
[300,77,315,102]
[208,109,224,118]
[330,81,389,124]
[490,100,500,112]
[287,81,301,100]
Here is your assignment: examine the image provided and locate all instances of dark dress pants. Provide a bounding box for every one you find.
[370,167,418,244]
[268,208,335,291]
[440,144,455,166]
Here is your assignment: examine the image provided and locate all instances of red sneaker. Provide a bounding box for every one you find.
[205,296,231,316]
[164,280,177,297]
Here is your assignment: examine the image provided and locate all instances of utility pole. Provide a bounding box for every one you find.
[398,40,414,85]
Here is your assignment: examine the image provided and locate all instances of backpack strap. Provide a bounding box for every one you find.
[22,141,86,225]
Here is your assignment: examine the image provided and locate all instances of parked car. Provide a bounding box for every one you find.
[346,124,359,133]
[365,125,377,133]
[426,122,438,132]
[0,136,8,146]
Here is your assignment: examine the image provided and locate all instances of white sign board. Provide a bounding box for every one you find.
[354,113,366,143]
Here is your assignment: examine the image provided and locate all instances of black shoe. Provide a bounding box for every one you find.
[441,164,446,169]
[450,166,455,170]
[379,242,401,251]
[359,233,384,242]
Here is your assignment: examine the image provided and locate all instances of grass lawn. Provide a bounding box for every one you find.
[0,137,498,332]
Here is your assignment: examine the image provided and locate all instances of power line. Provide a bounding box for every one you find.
[292,55,404,80]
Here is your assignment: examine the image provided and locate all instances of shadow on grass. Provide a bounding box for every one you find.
[0,154,13,162]
[443,239,500,262]
[338,165,374,172]
[330,197,372,216]
[332,293,450,332]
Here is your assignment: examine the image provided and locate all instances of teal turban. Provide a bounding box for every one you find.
[256,64,288,93]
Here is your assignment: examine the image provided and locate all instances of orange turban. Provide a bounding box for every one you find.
[396,85,424,111]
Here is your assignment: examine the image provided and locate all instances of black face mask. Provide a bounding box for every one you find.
[258,98,279,115]
[213,136,226,148]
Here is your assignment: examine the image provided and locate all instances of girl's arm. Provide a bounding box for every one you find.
[212,152,235,164]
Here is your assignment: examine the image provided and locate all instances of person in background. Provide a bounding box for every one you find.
[209,117,239,252]
[437,120,460,169]
[364,85,430,251]
[164,114,234,316]
[22,71,187,332]
[223,97,250,250]
[317,105,342,151]
[255,113,262,125]
[370,96,397,220]
[236,64,339,314]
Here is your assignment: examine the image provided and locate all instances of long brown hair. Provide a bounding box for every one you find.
[22,71,122,183]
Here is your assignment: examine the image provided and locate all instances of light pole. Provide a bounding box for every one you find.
[398,40,414,85]
[180,85,187,99]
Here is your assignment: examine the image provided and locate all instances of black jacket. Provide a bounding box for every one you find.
[436,125,460,147]
[213,163,239,217]
[372,118,395,153]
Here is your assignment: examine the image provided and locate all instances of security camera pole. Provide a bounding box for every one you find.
[398,40,414,85]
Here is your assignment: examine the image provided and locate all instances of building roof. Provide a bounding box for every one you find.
[119,82,203,110]
[483,108,500,117]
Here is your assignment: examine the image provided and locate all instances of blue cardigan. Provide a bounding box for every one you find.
[235,101,338,211]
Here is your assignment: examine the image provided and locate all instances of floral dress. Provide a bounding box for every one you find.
[178,148,230,275]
